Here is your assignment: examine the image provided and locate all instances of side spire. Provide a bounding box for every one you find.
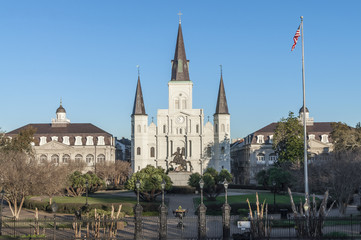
[215,65,229,114]
[132,69,146,115]
[171,13,190,81]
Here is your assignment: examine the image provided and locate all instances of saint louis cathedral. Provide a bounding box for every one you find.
[131,19,231,174]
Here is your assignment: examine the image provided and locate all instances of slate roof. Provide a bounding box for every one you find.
[215,74,229,114]
[7,123,112,136]
[171,23,190,81]
[249,122,334,144]
[132,76,146,115]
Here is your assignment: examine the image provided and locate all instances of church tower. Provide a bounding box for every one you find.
[213,70,231,171]
[131,75,148,172]
[130,15,231,179]
[168,19,193,113]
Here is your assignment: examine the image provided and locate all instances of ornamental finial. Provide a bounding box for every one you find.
[178,11,183,24]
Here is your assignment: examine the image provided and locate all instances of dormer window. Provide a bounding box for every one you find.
[257,135,264,144]
[309,134,315,140]
[40,136,47,146]
[75,136,82,145]
[98,136,105,145]
[269,135,273,143]
[321,134,329,143]
[63,136,70,145]
[51,136,58,141]
[86,136,94,145]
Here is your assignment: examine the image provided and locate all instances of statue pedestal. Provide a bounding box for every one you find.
[168,171,192,186]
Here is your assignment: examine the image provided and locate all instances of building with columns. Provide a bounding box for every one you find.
[131,20,231,174]
[231,107,334,185]
[7,102,116,171]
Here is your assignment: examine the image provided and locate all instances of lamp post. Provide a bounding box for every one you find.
[159,179,167,240]
[85,180,89,206]
[272,181,276,211]
[51,202,58,240]
[222,180,231,239]
[0,189,5,236]
[134,179,142,240]
[136,179,140,205]
[199,178,204,204]
[223,180,229,204]
[198,178,206,240]
[161,179,166,206]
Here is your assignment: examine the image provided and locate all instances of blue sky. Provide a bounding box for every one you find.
[1,1,360,139]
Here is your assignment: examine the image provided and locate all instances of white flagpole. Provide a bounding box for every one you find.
[301,16,309,199]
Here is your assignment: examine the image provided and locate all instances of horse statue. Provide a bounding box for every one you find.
[169,147,193,172]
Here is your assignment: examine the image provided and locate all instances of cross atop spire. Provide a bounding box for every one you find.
[137,65,140,77]
[178,11,182,24]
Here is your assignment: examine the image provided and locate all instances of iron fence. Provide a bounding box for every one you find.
[1,215,361,239]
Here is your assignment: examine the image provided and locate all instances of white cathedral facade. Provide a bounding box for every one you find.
[131,20,231,175]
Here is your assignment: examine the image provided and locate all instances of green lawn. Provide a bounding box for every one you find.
[42,195,136,204]
[194,193,312,205]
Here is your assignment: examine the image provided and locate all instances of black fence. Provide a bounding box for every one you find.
[1,215,361,239]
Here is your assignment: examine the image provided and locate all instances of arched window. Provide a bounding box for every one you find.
[175,99,180,109]
[221,146,225,154]
[163,125,166,134]
[137,125,141,133]
[196,124,199,133]
[150,147,155,158]
[75,154,83,162]
[256,153,265,163]
[182,99,186,109]
[137,147,141,155]
[179,128,183,134]
[97,154,105,163]
[207,147,212,157]
[40,154,47,163]
[62,154,70,163]
[86,154,94,163]
[215,124,218,133]
[51,154,59,164]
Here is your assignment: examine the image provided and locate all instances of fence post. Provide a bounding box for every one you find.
[134,203,143,240]
[53,214,56,240]
[198,203,207,240]
[351,214,353,239]
[222,203,231,239]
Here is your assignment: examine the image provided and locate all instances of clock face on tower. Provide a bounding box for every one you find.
[176,115,185,124]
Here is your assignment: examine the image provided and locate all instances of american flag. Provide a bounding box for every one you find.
[291,25,301,51]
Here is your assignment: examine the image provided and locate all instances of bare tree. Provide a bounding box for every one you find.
[0,127,37,219]
[95,161,131,186]
[309,151,361,215]
[35,162,69,204]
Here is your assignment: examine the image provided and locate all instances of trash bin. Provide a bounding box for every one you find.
[280,209,288,219]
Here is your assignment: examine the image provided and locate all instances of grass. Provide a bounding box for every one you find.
[41,195,137,204]
[193,193,313,206]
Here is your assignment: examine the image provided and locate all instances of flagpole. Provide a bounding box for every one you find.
[301,16,309,199]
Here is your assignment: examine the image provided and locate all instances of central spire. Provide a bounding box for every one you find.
[171,18,190,81]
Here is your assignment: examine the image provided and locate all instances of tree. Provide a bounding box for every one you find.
[95,161,131,186]
[256,167,293,191]
[0,127,37,219]
[331,122,361,152]
[273,112,304,167]
[125,165,172,202]
[308,122,361,215]
[188,167,232,201]
[66,171,105,197]
[35,161,69,204]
